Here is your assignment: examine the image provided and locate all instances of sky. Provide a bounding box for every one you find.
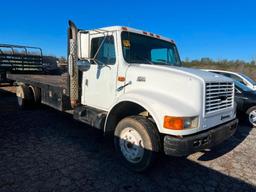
[0,0,256,61]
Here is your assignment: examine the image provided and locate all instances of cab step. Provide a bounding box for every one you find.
[73,105,107,129]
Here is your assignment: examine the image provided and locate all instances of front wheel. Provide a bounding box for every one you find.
[114,116,161,172]
[247,106,256,127]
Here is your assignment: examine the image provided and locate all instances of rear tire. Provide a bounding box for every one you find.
[246,106,256,127]
[16,85,33,109]
[29,85,41,105]
[114,116,161,172]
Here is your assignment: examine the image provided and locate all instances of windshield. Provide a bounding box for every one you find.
[239,73,256,86]
[121,31,181,66]
[235,80,252,92]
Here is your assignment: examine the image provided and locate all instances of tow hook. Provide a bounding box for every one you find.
[193,135,211,147]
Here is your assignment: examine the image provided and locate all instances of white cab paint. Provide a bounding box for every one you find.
[81,32,118,110]
[79,26,236,136]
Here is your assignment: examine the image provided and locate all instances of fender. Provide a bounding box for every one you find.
[104,89,199,135]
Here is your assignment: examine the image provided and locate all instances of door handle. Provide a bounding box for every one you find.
[116,81,132,91]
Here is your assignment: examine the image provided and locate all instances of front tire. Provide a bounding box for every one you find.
[114,116,161,172]
[247,106,256,127]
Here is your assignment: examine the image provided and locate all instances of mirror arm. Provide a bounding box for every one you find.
[94,59,111,69]
[93,36,107,60]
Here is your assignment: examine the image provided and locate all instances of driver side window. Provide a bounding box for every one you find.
[91,36,116,65]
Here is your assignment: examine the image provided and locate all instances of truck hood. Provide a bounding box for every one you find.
[124,64,234,116]
[126,64,232,83]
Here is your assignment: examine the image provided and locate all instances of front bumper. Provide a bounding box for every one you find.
[163,118,238,156]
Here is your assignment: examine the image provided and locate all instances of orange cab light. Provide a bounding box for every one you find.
[117,76,126,82]
[163,116,184,130]
[156,35,160,38]
[122,27,128,31]
[143,31,148,35]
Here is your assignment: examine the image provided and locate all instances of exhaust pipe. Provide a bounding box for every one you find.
[68,20,79,108]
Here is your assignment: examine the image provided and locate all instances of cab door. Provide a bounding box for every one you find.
[81,33,118,110]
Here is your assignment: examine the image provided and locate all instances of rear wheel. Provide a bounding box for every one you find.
[29,85,41,105]
[247,106,256,127]
[114,116,160,172]
[16,85,33,109]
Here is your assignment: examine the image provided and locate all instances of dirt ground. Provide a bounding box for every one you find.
[0,86,256,192]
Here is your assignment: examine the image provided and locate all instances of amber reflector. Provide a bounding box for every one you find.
[163,116,184,130]
[118,76,126,82]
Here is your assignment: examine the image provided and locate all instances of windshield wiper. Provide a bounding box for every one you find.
[135,56,154,65]
[155,59,169,65]
[155,59,180,66]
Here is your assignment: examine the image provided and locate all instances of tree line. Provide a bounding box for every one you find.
[183,58,256,80]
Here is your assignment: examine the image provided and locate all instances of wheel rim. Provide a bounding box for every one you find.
[119,127,144,163]
[249,110,256,126]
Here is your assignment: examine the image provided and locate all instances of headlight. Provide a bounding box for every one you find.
[163,116,199,130]
[184,117,199,129]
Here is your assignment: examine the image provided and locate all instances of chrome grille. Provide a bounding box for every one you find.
[205,82,234,114]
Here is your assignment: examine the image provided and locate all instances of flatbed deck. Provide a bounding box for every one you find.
[7,74,68,89]
[7,73,71,111]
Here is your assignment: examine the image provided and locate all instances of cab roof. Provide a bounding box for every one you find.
[85,25,175,44]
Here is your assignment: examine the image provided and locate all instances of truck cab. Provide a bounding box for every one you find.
[10,21,238,172]
[72,24,238,171]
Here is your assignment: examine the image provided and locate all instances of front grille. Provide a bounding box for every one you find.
[205,82,234,114]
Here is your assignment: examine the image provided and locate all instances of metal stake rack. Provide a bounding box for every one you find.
[0,44,43,82]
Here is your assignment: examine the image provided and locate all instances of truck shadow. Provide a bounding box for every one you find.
[0,86,19,112]
[197,122,253,161]
[150,155,255,191]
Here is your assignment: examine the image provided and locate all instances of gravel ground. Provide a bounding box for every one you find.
[0,86,256,192]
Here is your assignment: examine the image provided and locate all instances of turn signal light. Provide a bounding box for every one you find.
[118,76,126,82]
[163,116,184,130]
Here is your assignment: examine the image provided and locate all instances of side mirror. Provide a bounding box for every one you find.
[77,60,90,71]
[78,32,90,59]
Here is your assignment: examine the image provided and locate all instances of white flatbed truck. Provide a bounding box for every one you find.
[8,21,238,171]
